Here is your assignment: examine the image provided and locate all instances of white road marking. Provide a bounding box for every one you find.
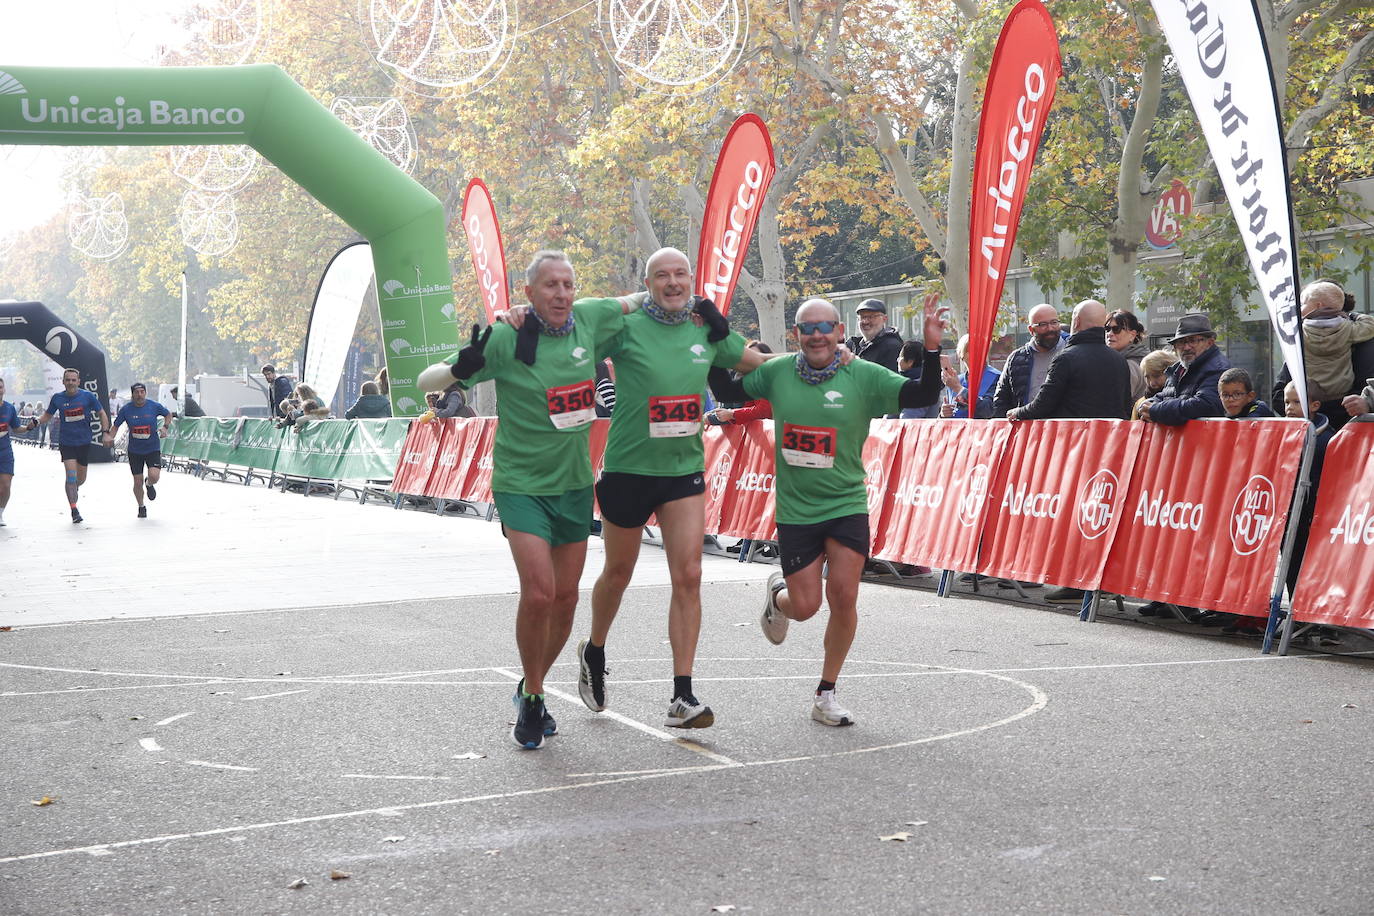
[186,761,258,772]
[155,712,194,727]
[138,738,162,753]
[340,774,453,782]
[491,667,743,768]
[240,689,310,701]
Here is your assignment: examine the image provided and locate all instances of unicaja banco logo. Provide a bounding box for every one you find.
[0,72,27,96]
[1076,469,1118,540]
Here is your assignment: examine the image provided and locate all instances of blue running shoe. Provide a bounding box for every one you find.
[514,678,557,736]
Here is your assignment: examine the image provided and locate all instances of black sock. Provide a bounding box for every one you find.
[673,675,693,702]
[584,641,605,669]
[818,679,836,694]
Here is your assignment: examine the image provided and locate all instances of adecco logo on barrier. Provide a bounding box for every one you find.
[956,463,990,527]
[1230,474,1276,556]
[1076,469,1117,540]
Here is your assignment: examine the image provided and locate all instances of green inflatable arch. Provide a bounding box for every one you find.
[0,64,454,415]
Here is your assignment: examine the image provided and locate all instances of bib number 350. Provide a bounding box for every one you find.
[780,423,837,468]
[546,379,596,429]
[647,395,702,438]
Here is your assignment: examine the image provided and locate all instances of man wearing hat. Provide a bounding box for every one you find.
[1138,313,1231,424]
[104,382,174,518]
[844,298,903,372]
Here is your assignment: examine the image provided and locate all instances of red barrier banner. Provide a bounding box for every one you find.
[391,420,440,496]
[456,417,498,503]
[716,421,777,540]
[874,420,1012,570]
[964,0,1062,399]
[977,419,1143,588]
[461,178,511,324]
[1292,422,1374,628]
[862,420,907,556]
[696,114,776,315]
[1100,419,1306,616]
[702,424,747,535]
[427,418,473,499]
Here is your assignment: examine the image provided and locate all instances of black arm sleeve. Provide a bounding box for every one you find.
[898,350,942,409]
[707,366,750,405]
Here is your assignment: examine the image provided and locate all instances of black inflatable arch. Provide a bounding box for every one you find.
[1,299,112,462]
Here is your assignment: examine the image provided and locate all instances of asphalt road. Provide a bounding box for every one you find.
[2,453,1372,914]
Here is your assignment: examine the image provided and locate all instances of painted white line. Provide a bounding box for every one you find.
[155,712,194,727]
[340,774,453,782]
[565,765,716,778]
[491,667,742,768]
[0,662,231,681]
[186,761,258,773]
[138,738,163,753]
[2,683,225,698]
[240,689,310,702]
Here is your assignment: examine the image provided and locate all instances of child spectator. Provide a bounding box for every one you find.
[1218,367,1275,419]
[1300,280,1374,403]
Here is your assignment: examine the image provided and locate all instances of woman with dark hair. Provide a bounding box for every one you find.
[1105,309,1150,400]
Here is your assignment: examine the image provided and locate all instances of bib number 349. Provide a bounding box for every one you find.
[780,423,837,468]
[546,379,596,429]
[648,395,701,438]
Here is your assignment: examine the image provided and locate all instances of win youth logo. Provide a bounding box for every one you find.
[1230,475,1276,557]
[709,450,734,501]
[0,72,27,96]
[956,463,990,527]
[1076,469,1117,540]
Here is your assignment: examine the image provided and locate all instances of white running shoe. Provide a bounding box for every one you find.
[665,695,714,729]
[761,570,789,645]
[811,689,855,727]
[576,639,608,712]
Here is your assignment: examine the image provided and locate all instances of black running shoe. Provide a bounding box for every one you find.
[71,508,83,524]
[146,483,157,501]
[577,639,608,711]
[511,693,546,750]
[137,506,147,518]
[513,678,556,736]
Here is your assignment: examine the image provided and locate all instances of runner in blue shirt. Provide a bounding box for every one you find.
[106,382,173,519]
[0,377,20,527]
[27,368,110,523]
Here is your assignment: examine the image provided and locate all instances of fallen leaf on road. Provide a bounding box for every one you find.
[484,849,500,856]
[213,629,230,634]
[287,878,308,890]
[1301,719,1314,724]
[879,832,914,842]
[329,870,350,881]
[904,821,929,827]
[381,836,405,843]
[711,906,737,913]
[129,716,144,721]
[275,672,291,676]
[1342,703,1357,709]
[1147,876,1167,882]
[0,626,12,632]
[452,752,486,760]
[30,796,56,807]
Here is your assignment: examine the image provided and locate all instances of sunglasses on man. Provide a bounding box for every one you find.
[796,320,839,335]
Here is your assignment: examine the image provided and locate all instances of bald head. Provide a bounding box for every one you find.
[643,247,693,310]
[1072,298,1107,333]
[644,247,690,281]
[796,298,842,324]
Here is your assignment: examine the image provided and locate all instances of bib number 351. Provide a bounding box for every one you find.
[647,395,702,438]
[780,423,837,468]
[546,379,596,429]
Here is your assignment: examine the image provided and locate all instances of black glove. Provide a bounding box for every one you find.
[693,296,730,343]
[514,315,540,366]
[451,323,492,379]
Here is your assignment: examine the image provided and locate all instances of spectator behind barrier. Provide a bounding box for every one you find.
[1281,378,1335,605]
[262,365,296,418]
[898,340,938,420]
[1218,368,1275,419]
[845,299,902,371]
[940,334,999,419]
[1137,313,1230,425]
[1132,349,1174,419]
[594,359,616,418]
[1006,299,1130,421]
[170,386,206,418]
[1104,308,1150,401]
[992,303,1066,416]
[375,366,389,396]
[1298,280,1374,404]
[433,384,475,419]
[345,380,392,419]
[1271,279,1369,432]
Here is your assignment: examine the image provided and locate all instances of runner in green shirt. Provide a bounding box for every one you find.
[732,294,945,727]
[417,250,634,750]
[573,247,770,730]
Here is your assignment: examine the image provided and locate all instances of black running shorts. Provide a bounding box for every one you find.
[58,444,91,466]
[128,451,162,476]
[776,513,870,577]
[596,470,705,529]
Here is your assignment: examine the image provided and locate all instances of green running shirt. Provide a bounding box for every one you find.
[599,312,746,477]
[462,297,624,495]
[742,356,906,525]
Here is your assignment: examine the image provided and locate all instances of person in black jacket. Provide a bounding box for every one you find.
[261,365,295,418]
[992,303,1067,416]
[845,299,903,371]
[1138,313,1231,425]
[1006,300,1130,421]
